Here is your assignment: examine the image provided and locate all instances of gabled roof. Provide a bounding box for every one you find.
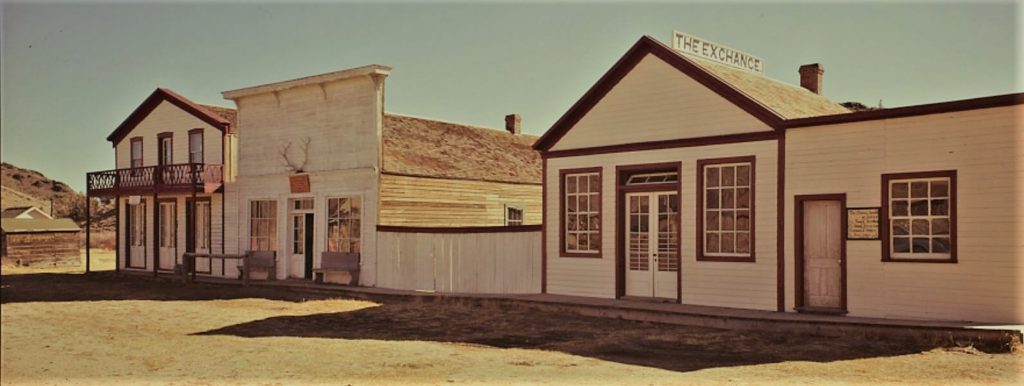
[1,218,80,233]
[106,88,233,146]
[1,207,52,220]
[533,35,849,151]
[382,114,541,185]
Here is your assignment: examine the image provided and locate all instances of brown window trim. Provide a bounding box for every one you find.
[157,132,173,165]
[559,167,603,258]
[188,128,204,164]
[880,170,957,263]
[130,137,144,168]
[696,156,756,262]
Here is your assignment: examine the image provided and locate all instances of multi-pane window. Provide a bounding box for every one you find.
[885,172,955,261]
[505,206,524,226]
[189,130,203,164]
[700,159,754,261]
[249,200,277,251]
[327,197,361,253]
[562,170,601,256]
[131,138,143,168]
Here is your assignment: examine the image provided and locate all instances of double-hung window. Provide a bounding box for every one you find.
[327,196,361,253]
[882,171,956,262]
[561,168,602,257]
[249,200,277,251]
[188,129,204,164]
[698,157,755,262]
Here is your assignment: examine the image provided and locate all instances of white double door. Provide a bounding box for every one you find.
[625,192,680,300]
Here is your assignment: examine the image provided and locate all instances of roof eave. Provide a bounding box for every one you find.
[221,64,392,100]
[106,88,230,146]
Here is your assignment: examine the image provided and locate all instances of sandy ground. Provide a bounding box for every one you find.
[1,273,1021,385]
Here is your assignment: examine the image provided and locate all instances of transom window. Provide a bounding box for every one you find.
[561,168,602,256]
[327,196,361,253]
[505,205,524,226]
[626,172,678,185]
[883,171,956,262]
[249,200,277,251]
[698,157,755,262]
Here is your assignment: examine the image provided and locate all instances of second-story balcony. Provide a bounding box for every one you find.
[87,163,224,197]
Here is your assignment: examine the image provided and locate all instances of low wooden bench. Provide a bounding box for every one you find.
[239,251,277,285]
[313,252,360,286]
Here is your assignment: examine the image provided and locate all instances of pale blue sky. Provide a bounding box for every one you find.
[1,1,1020,191]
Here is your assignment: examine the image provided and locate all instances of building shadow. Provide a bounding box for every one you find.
[194,301,938,373]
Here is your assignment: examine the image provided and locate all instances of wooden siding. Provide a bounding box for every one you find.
[549,53,772,152]
[222,168,379,285]
[785,105,1024,323]
[114,101,224,169]
[118,194,223,273]
[379,174,541,227]
[545,140,779,311]
[1,232,79,267]
[377,230,541,293]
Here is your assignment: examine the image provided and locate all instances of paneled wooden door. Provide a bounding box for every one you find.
[157,200,177,271]
[624,192,680,300]
[800,199,844,310]
[127,201,147,269]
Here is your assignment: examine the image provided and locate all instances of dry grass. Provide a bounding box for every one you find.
[1,276,1021,385]
[1,249,115,275]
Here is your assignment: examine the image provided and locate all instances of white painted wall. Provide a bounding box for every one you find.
[545,140,779,311]
[786,105,1024,323]
[114,101,224,169]
[377,230,542,293]
[549,53,772,152]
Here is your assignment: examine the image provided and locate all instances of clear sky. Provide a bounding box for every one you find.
[1,1,1020,191]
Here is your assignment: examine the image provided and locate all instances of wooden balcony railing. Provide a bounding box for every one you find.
[87,163,224,197]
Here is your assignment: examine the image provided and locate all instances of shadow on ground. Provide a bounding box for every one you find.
[2,272,938,373]
[196,302,938,373]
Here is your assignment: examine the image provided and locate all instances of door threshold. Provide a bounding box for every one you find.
[619,295,678,304]
[795,306,848,315]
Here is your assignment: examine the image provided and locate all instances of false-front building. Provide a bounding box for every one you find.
[535,36,1024,324]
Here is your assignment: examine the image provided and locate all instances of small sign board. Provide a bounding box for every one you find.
[127,195,141,205]
[671,31,765,74]
[847,207,880,240]
[289,174,310,194]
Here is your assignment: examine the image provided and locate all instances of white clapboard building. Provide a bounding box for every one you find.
[534,34,1023,324]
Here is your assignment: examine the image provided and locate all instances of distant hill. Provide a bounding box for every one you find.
[1,162,114,230]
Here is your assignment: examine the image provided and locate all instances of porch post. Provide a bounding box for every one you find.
[115,194,120,273]
[153,165,160,277]
[85,190,91,273]
[190,164,198,278]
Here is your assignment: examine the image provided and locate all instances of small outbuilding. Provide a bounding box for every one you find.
[1,210,81,267]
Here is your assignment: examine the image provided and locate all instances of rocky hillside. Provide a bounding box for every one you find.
[1,162,114,230]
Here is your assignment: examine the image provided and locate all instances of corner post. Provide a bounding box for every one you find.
[85,187,91,274]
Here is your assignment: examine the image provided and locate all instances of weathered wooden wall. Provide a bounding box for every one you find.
[379,174,542,226]
[1,232,80,267]
[376,228,542,293]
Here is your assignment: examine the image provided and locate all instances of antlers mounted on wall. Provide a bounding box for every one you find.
[279,137,311,173]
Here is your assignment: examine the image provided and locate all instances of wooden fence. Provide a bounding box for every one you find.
[375,225,542,294]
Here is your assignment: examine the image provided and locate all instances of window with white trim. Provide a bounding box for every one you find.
[505,205,524,226]
[327,196,361,253]
[702,161,753,259]
[887,176,953,259]
[249,200,277,251]
[563,170,601,255]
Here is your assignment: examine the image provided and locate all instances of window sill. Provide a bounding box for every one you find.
[697,255,755,263]
[560,252,603,259]
[881,258,957,264]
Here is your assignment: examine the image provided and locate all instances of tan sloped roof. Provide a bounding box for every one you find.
[382,114,541,185]
[1,218,80,233]
[197,104,238,134]
[685,56,850,119]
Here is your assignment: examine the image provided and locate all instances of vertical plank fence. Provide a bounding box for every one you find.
[376,225,542,294]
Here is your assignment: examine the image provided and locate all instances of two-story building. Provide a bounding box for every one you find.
[89,65,541,285]
[88,88,236,275]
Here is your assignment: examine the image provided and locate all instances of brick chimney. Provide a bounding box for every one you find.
[505,114,521,135]
[799,64,824,95]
